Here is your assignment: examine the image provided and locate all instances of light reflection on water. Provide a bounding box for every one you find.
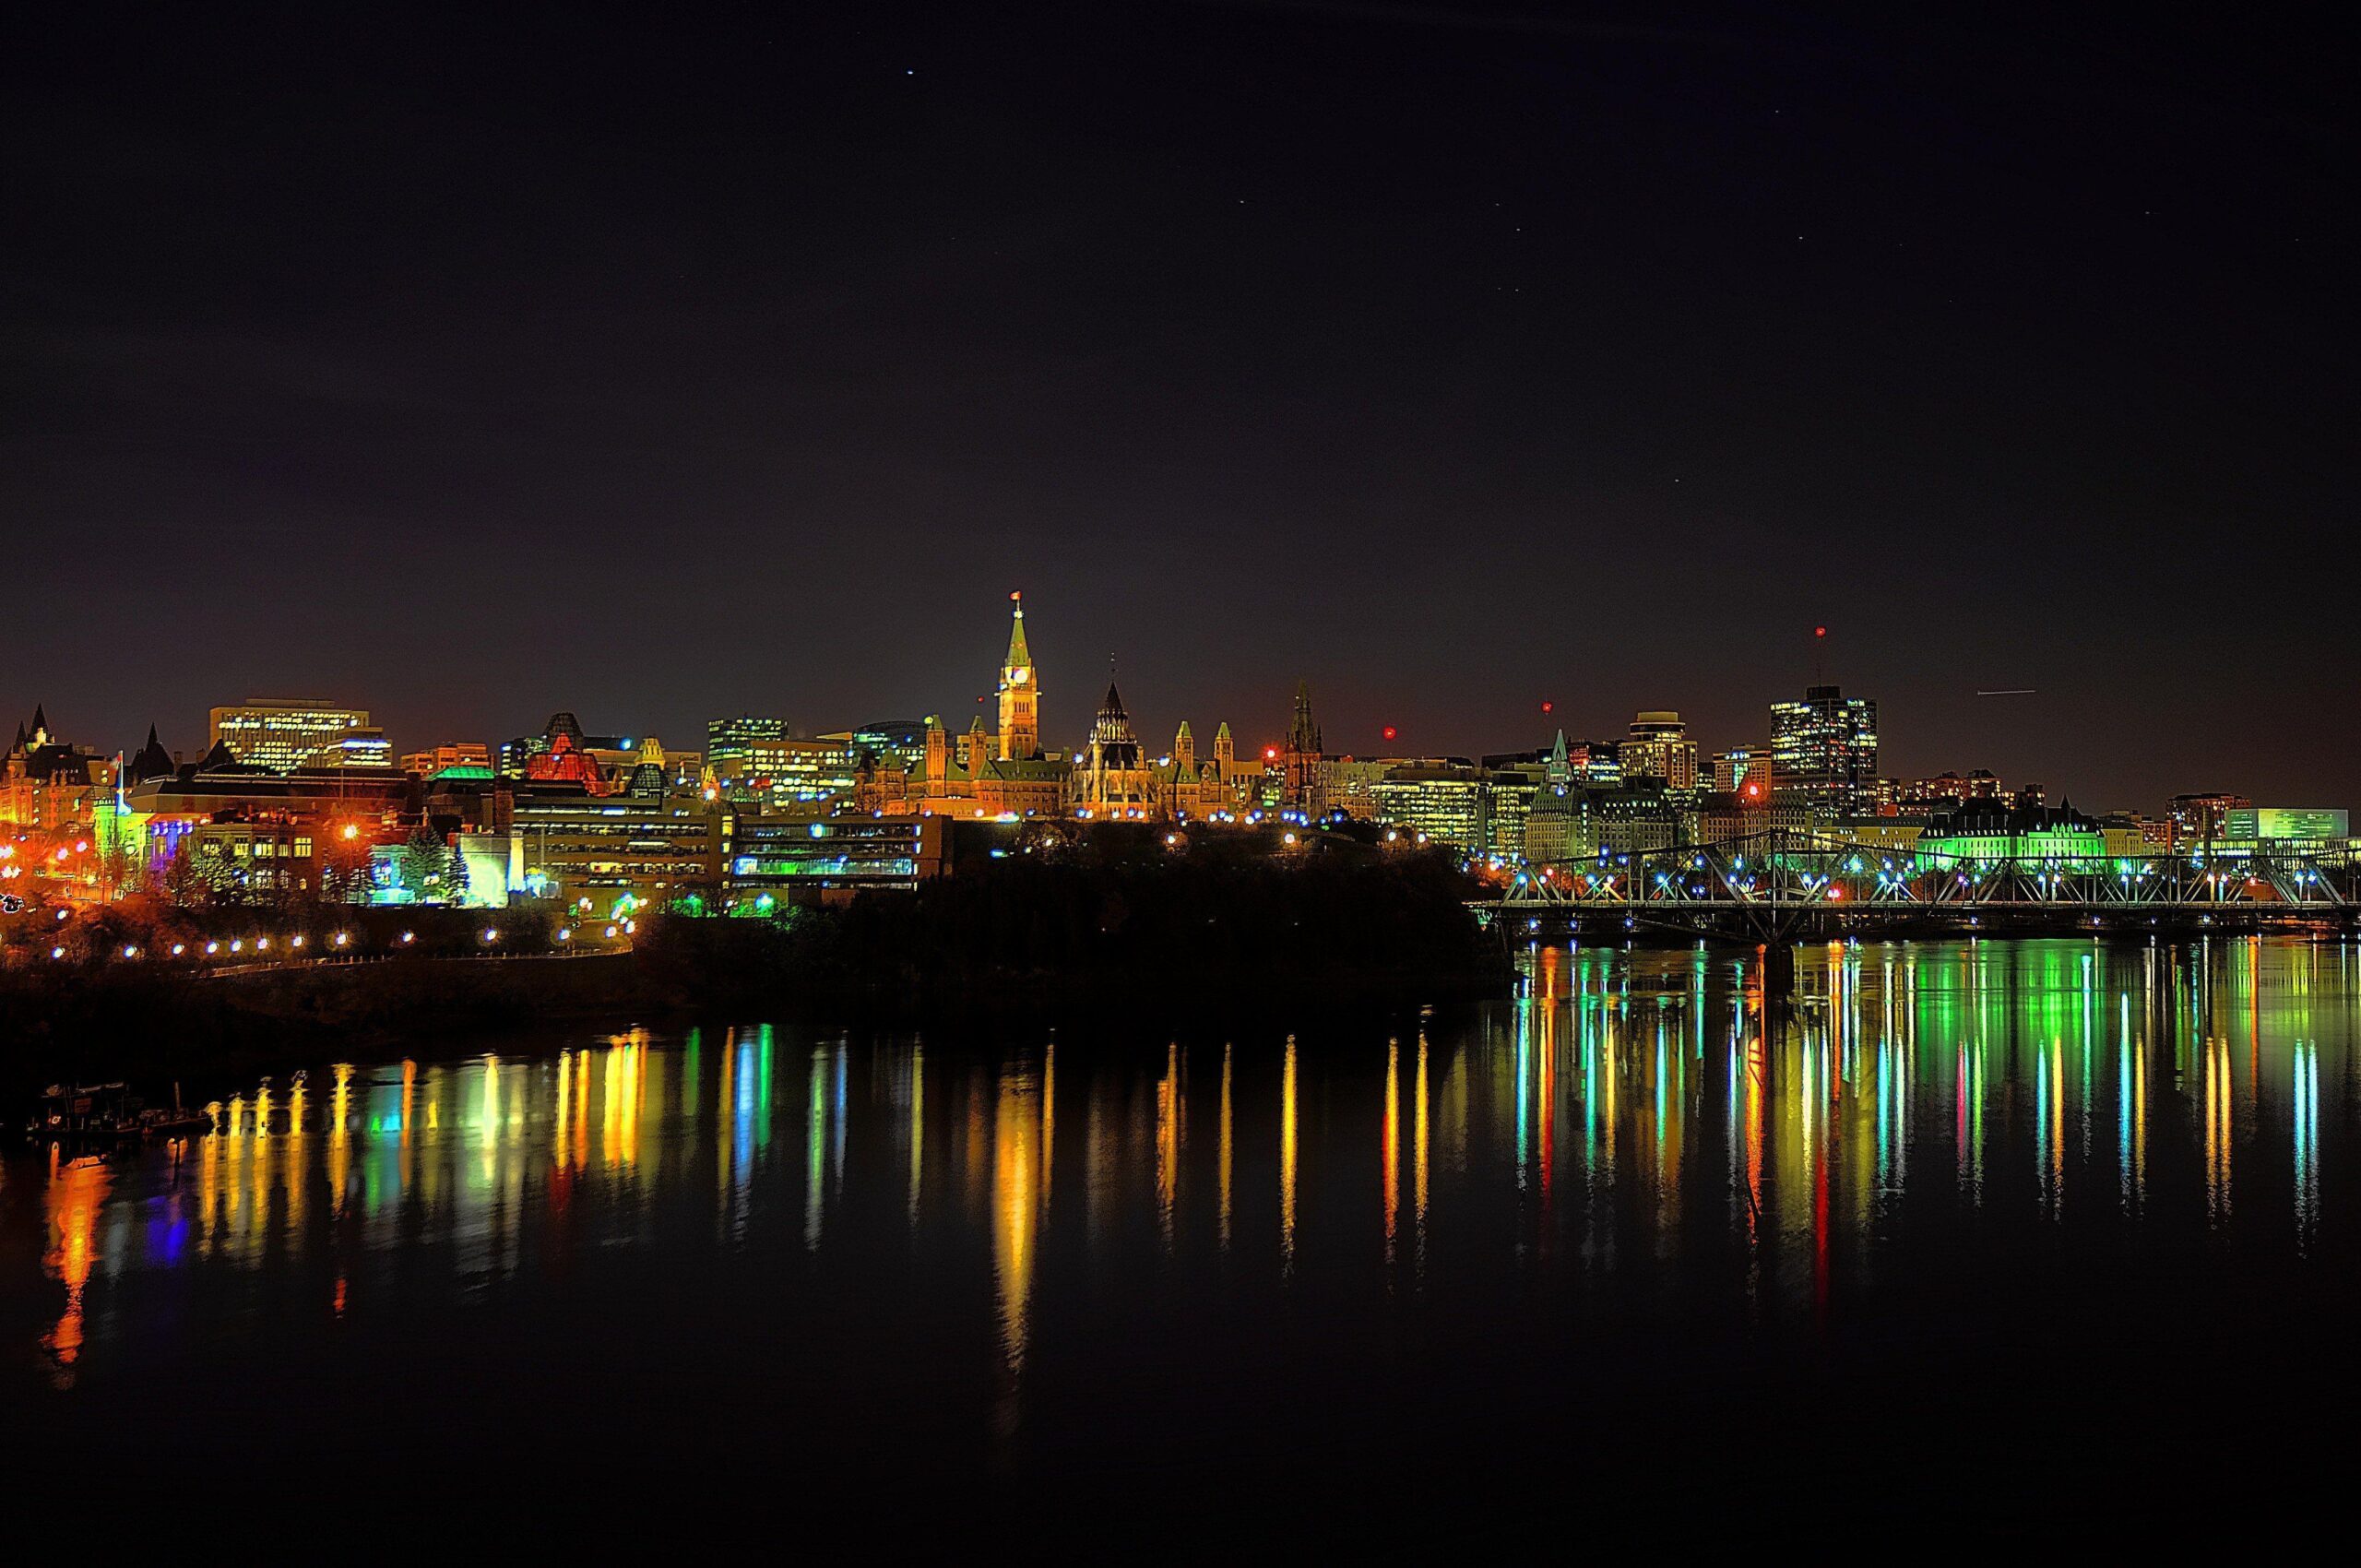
[12,936,2360,1406]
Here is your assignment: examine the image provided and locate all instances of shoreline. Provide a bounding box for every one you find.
[0,943,1511,1113]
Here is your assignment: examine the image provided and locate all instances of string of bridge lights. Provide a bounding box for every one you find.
[34,918,637,962]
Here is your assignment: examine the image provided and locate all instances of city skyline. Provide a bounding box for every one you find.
[6,7,2353,811]
[3,592,2343,816]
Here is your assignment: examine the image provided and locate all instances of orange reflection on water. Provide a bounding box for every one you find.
[1382,1039,1400,1269]
[42,1151,112,1383]
[908,1044,925,1225]
[328,1064,353,1219]
[1156,1043,1182,1250]
[1413,1031,1430,1280]
[1218,1043,1234,1252]
[2205,1033,2233,1223]
[992,1068,1042,1372]
[1279,1036,1299,1278]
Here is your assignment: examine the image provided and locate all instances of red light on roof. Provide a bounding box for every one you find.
[1814,625,1828,638]
[1382,726,1397,742]
[1264,746,1278,761]
[1541,700,1554,715]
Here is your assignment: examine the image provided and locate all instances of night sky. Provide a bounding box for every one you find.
[6,4,2352,809]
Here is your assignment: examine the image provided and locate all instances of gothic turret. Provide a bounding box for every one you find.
[131,724,175,783]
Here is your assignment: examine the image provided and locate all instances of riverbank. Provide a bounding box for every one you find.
[2,846,1512,1104]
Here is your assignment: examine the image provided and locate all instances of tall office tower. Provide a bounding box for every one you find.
[1768,684,1878,814]
[1622,710,1700,790]
[209,699,375,773]
[708,715,789,774]
[998,593,1039,761]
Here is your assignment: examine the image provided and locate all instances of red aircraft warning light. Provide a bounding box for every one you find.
[1382,725,1398,742]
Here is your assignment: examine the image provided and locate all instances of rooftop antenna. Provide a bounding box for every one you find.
[1813,624,1828,685]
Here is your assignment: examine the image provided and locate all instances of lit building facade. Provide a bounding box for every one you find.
[4,707,110,836]
[505,786,732,918]
[1522,735,1584,863]
[1710,745,1766,796]
[1317,755,1394,821]
[2225,807,2349,845]
[1770,684,1878,814]
[998,594,1040,761]
[1369,763,1489,852]
[709,725,860,816]
[860,600,1074,818]
[725,815,953,907]
[210,700,376,773]
[400,742,492,778]
[1622,711,1699,790]
[1918,799,2105,864]
[1074,683,1156,819]
[2167,792,2250,845]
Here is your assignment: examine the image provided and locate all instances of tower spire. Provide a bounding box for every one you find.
[996,592,1040,762]
[1004,590,1031,670]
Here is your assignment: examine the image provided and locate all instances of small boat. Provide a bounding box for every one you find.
[136,1083,209,1138]
[136,1107,210,1137]
[27,1083,136,1142]
[28,1081,211,1144]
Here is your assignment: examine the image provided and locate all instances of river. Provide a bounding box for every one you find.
[6,934,2356,1538]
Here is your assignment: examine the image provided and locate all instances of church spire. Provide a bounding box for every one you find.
[1287,679,1321,754]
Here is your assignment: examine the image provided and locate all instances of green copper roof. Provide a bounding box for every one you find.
[1004,600,1031,671]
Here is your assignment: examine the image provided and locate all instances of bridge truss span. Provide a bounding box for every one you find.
[1475,828,2360,943]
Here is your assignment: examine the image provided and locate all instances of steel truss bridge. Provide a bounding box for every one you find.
[1473,829,2361,944]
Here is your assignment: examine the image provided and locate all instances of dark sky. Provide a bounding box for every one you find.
[6,3,2352,810]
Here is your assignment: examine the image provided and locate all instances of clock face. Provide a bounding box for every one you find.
[1011,669,1029,684]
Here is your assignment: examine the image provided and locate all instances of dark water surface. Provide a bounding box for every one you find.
[7,936,2359,1538]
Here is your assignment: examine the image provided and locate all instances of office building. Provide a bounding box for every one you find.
[714,734,861,816]
[401,742,492,778]
[504,785,732,918]
[1621,711,1699,790]
[2167,792,2250,845]
[1769,684,1879,814]
[1369,763,1489,853]
[2225,807,2349,845]
[209,699,376,773]
[726,814,955,907]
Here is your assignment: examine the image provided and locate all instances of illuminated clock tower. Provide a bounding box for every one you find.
[998,592,1040,761]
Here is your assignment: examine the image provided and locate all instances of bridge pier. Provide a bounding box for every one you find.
[1761,941,1797,996]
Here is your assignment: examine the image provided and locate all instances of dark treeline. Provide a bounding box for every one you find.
[637,831,1509,1007]
[4,832,1507,1103]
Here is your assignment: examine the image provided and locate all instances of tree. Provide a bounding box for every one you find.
[398,826,446,903]
[445,841,471,905]
[317,827,374,905]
